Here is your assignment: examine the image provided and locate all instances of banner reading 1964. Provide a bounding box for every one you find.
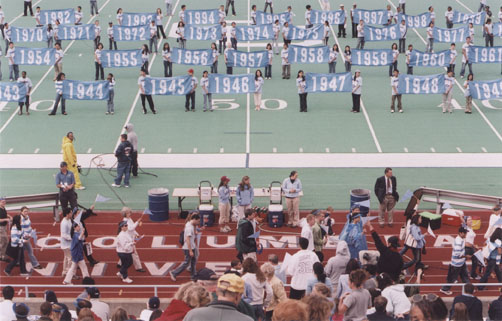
[305,72,352,93]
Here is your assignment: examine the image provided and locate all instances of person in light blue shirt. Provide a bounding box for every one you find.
[282,171,302,227]
[236,176,254,221]
[306,262,333,294]
[218,176,232,233]
[440,226,469,295]
[401,214,427,274]
[268,254,286,284]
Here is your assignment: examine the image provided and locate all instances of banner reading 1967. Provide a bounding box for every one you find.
[305,73,352,93]
[208,74,256,94]
[470,79,502,100]
[144,76,193,96]
[397,74,445,95]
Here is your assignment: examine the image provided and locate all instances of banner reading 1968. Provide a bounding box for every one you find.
[352,9,389,25]
[208,74,256,94]
[57,24,96,40]
[364,24,400,41]
[185,25,221,41]
[309,10,346,25]
[184,9,219,25]
[396,12,431,28]
[227,50,269,68]
[0,83,26,102]
[121,12,156,26]
[256,11,291,25]
[305,73,352,93]
[11,26,47,43]
[40,9,75,25]
[62,80,110,100]
[101,50,142,68]
[470,79,502,100]
[171,48,213,66]
[288,45,330,64]
[236,25,274,41]
[408,50,450,67]
[14,48,56,66]
[287,24,324,40]
[397,74,445,95]
[468,46,502,64]
[352,49,393,66]
[144,76,193,96]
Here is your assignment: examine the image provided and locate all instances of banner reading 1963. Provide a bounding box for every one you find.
[396,12,431,28]
[11,26,47,43]
[364,24,400,41]
[144,76,193,96]
[113,25,149,41]
[288,45,330,64]
[408,50,450,67]
[121,12,156,26]
[40,9,75,25]
[171,48,213,66]
[14,48,56,66]
[236,25,274,41]
[184,9,219,25]
[470,79,502,100]
[208,74,256,94]
[309,10,346,25]
[0,83,27,102]
[185,25,222,41]
[227,50,269,68]
[397,74,445,95]
[433,26,468,43]
[352,49,393,66]
[101,49,142,68]
[287,24,324,41]
[352,9,389,25]
[256,11,291,25]
[57,24,96,40]
[468,46,502,64]
[305,73,352,93]
[62,80,110,100]
[452,10,486,25]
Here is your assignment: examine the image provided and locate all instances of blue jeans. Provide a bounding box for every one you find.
[50,93,66,114]
[107,90,114,113]
[401,246,421,271]
[478,258,502,290]
[9,64,19,81]
[24,240,39,267]
[171,249,198,279]
[115,161,130,186]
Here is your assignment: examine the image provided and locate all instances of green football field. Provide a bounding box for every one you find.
[0,0,501,211]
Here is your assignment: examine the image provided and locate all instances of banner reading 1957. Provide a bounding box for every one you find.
[227,50,269,68]
[470,79,502,100]
[397,74,445,95]
[101,50,142,68]
[14,48,56,66]
[208,74,256,94]
[288,45,330,64]
[40,9,75,25]
[11,26,47,43]
[63,80,110,100]
[305,73,352,93]
[256,11,291,25]
[0,83,27,102]
[364,24,400,41]
[352,49,393,66]
[468,46,502,64]
[309,10,346,25]
[143,76,193,96]
[184,9,219,25]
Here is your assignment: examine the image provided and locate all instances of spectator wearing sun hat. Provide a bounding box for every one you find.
[218,176,232,233]
[139,296,161,321]
[185,69,198,112]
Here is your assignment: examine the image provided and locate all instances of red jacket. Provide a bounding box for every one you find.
[157,299,192,321]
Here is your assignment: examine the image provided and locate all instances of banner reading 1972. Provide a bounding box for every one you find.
[452,11,486,25]
[468,46,502,64]
[287,24,324,40]
[305,73,352,93]
[470,79,502,100]
[144,76,193,96]
[185,25,221,41]
[63,80,110,100]
[227,50,269,68]
[408,50,450,67]
[113,25,149,41]
[236,25,274,41]
[101,50,142,68]
[57,24,96,40]
[208,74,256,94]
[433,26,468,43]
[11,26,47,43]
[397,74,445,95]
[396,12,431,28]
[256,11,291,25]
[364,24,400,41]
[288,45,330,64]
[0,83,26,102]
[309,10,346,25]
[184,9,219,25]
[14,48,56,66]
[353,9,388,25]
[121,12,156,26]
[352,49,393,66]
[171,48,212,66]
[40,9,75,25]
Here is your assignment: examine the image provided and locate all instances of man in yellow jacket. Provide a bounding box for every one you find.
[62,132,85,190]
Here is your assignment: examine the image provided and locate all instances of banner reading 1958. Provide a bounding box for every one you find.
[305,73,352,93]
[397,74,445,95]
[468,46,502,64]
[171,48,213,66]
[256,11,291,25]
[63,80,110,100]
[14,48,56,66]
[470,79,502,100]
[352,49,393,66]
[208,74,256,94]
[288,45,330,64]
[57,24,96,40]
[101,50,142,68]
[0,83,27,102]
[121,12,156,26]
[40,9,75,25]
[309,10,346,25]
[227,50,269,68]
[184,9,219,25]
[11,26,47,43]
[143,76,193,96]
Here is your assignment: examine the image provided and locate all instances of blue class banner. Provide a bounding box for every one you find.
[14,48,56,66]
[470,79,502,100]
[113,25,149,41]
[397,74,445,95]
[287,24,324,40]
[310,10,346,25]
[353,9,388,25]
[396,13,431,28]
[11,26,47,43]
[101,49,142,68]
[185,25,222,41]
[184,9,219,25]
[57,24,95,40]
[352,49,393,66]
[433,26,468,43]
[305,72,352,93]
[63,80,109,100]
[408,50,450,67]
[171,48,213,66]
[494,23,502,37]
[364,24,400,41]
[121,12,156,26]
[288,45,330,64]
[227,50,269,68]
[40,9,75,25]
[208,74,256,94]
[468,46,502,64]
[452,11,486,25]
[236,25,274,41]
[144,76,193,96]
[0,83,26,102]
[256,11,291,25]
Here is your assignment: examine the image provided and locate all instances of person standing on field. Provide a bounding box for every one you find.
[282,171,302,228]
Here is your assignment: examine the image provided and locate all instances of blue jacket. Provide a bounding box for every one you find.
[115,140,133,163]
[236,185,254,206]
[70,232,84,262]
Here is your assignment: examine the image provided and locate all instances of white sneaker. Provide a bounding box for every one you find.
[124,185,130,188]
[76,186,86,190]
[111,183,120,187]
[439,289,452,295]
[122,277,133,283]
[62,281,73,285]
[391,110,395,113]
[116,272,122,278]
[224,225,232,232]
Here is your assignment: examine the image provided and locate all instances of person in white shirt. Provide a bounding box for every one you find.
[59,208,73,277]
[179,5,186,23]
[385,5,394,25]
[117,207,145,272]
[305,5,313,28]
[485,205,502,239]
[281,43,290,79]
[323,21,330,46]
[230,22,237,50]
[463,73,473,114]
[165,0,174,16]
[54,20,62,48]
[301,214,315,251]
[34,6,42,27]
[448,43,457,76]
[6,42,18,81]
[429,6,436,24]
[176,21,186,49]
[426,21,434,53]
[460,37,473,78]
[479,0,487,13]
[219,21,228,54]
[108,22,117,50]
[210,42,219,73]
[116,221,135,283]
[462,215,481,277]
[139,296,161,321]
[149,20,158,54]
[116,8,123,25]
[93,20,101,50]
[405,44,413,75]
[254,69,264,111]
[272,20,280,54]
[499,6,502,23]
[201,71,212,112]
[17,71,32,115]
[54,42,64,76]
[356,20,365,49]
[162,42,172,77]
[468,22,475,43]
[391,69,402,113]
[265,43,273,79]
[106,73,115,115]
[75,6,83,25]
[485,18,494,47]
[445,6,454,29]
[170,213,201,281]
[241,258,273,320]
[377,273,411,319]
[264,0,273,14]
[322,0,331,11]
[138,68,156,114]
[185,68,198,112]
[251,5,257,25]
[329,44,338,73]
[389,43,399,77]
[399,19,407,53]
[287,6,296,23]
[442,70,454,113]
[156,8,166,39]
[282,21,291,46]
[399,0,406,14]
[0,286,16,321]
[296,70,307,112]
[87,287,110,321]
[287,237,319,299]
[94,43,104,80]
[49,72,66,115]
[218,5,226,24]
[352,69,362,112]
[338,4,347,38]
[224,42,234,74]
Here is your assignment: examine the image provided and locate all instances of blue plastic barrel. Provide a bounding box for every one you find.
[350,189,371,217]
[148,188,169,221]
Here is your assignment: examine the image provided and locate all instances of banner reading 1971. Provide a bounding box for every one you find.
[408,50,450,67]
[309,10,346,25]
[364,24,400,41]
[57,24,95,40]
[305,73,352,93]
[256,11,291,25]
[184,9,219,25]
[351,49,393,66]
[470,79,502,100]
[288,45,330,64]
[14,48,56,66]
[101,50,142,68]
[227,50,269,68]
[63,80,110,100]
[143,76,193,96]
[208,74,256,94]
[396,13,431,28]
[0,83,26,102]
[397,74,445,95]
[121,12,156,26]
[11,26,47,43]
[468,46,502,64]
[171,48,213,66]
[40,9,75,25]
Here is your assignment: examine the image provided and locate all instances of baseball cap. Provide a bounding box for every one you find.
[217,273,245,293]
[148,296,160,309]
[188,68,194,73]
[119,221,128,228]
[459,226,468,234]
[195,268,218,281]
[387,236,400,248]
[220,176,230,182]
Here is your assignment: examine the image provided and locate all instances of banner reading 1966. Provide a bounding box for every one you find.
[305,73,352,93]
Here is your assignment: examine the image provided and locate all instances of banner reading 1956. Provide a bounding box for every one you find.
[184,9,219,25]
[305,73,352,93]
[309,10,346,25]
[0,83,26,102]
[143,76,193,96]
[288,45,330,64]
[256,11,291,25]
[227,50,269,68]
[40,9,75,25]
[470,79,502,100]
[63,80,110,100]
[397,74,445,95]
[352,49,393,66]
[11,26,47,43]
[468,46,502,64]
[208,74,256,94]
[171,48,213,66]
[101,50,142,68]
[14,48,56,66]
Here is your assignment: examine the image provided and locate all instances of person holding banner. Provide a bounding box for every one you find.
[47,24,54,48]
[468,23,475,43]
[328,44,338,73]
[297,70,307,112]
[54,43,63,77]
[389,43,399,77]
[390,69,402,113]
[439,226,470,295]
[273,20,280,54]
[75,6,83,25]
[49,73,66,116]
[230,22,237,50]
[219,22,227,54]
[464,74,473,114]
[351,70,361,112]
[17,71,32,115]
[351,4,357,38]
[281,43,290,79]
[23,0,33,17]
[447,43,457,76]
[116,8,123,25]
[62,223,89,285]
[176,21,186,49]
[93,20,101,50]
[484,18,494,47]
[94,43,104,81]
[106,73,115,115]
[356,20,365,49]
[185,69,197,112]
[251,5,257,25]
[344,45,352,72]
[162,43,172,77]
[6,42,18,82]
[426,22,434,53]
[218,5,225,23]
[442,70,454,114]
[34,7,42,27]
[405,44,414,75]
[224,42,234,74]
[211,43,219,74]
[399,20,407,53]
[138,70,156,114]
[445,7,454,29]
[323,21,330,46]
[254,70,264,111]
[0,7,4,39]
[201,71,212,112]
[107,22,117,50]
[156,9,166,39]
[225,0,236,17]
[460,37,473,78]
[141,44,149,73]
[338,4,347,38]
[282,22,291,45]
[149,21,158,54]
[20,207,41,270]
[265,43,273,79]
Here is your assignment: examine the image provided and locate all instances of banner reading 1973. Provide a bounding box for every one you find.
[305,73,352,93]
[62,80,110,100]
[144,76,193,96]
[208,74,256,94]
[397,74,445,95]
[470,79,502,100]
[184,25,221,41]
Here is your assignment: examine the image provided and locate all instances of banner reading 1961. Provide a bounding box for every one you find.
[470,79,502,100]
[143,76,193,96]
[208,74,256,94]
[63,80,110,100]
[397,74,445,95]
[305,73,352,93]
[468,46,502,64]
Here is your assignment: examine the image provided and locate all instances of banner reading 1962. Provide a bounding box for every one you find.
[121,12,156,26]
[468,46,502,64]
[143,76,193,96]
[171,48,213,66]
[352,49,393,66]
[364,24,400,41]
[184,9,219,25]
[14,48,56,66]
[305,73,352,93]
[236,25,274,41]
[40,9,75,25]
[227,50,269,68]
[397,74,445,95]
[288,45,330,64]
[309,10,346,25]
[256,11,291,25]
[101,50,142,68]
[396,12,431,28]
[57,24,96,40]
[11,26,47,43]
[408,50,450,67]
[470,79,502,100]
[63,80,110,100]
[0,83,26,102]
[208,74,256,94]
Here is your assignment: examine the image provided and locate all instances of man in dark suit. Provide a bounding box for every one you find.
[450,283,483,321]
[374,167,399,228]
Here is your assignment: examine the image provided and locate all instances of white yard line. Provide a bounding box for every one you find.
[8,0,44,25]
[245,0,251,155]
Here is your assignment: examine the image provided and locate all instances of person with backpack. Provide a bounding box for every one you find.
[170,212,201,281]
[236,209,258,262]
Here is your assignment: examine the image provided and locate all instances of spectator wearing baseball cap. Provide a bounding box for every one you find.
[364,220,403,282]
[88,287,110,321]
[185,69,198,112]
[13,303,30,321]
[184,274,253,321]
[116,220,135,283]
[218,176,232,233]
[139,296,161,321]
[440,226,470,295]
